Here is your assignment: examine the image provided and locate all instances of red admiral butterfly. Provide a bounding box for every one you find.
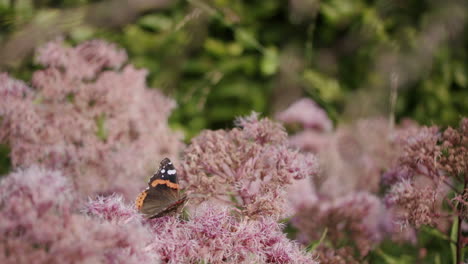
[135,158,187,219]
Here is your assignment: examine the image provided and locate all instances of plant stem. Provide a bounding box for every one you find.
[456,180,467,264]
[389,72,399,131]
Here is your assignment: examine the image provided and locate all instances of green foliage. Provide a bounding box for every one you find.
[451,216,458,264]
[2,0,468,137]
[95,113,108,141]
[305,228,328,253]
[369,226,453,264]
[0,144,11,177]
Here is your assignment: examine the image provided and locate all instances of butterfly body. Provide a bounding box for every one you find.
[136,158,187,219]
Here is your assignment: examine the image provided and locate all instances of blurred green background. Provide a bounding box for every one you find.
[1,0,467,140]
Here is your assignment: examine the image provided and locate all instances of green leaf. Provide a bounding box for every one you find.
[0,144,11,176]
[226,42,243,56]
[376,249,400,264]
[305,228,327,252]
[139,14,172,31]
[375,249,414,264]
[260,47,278,76]
[234,28,262,51]
[320,0,361,25]
[204,38,227,57]
[422,226,451,242]
[69,25,95,42]
[95,114,108,141]
[32,96,43,105]
[435,253,442,264]
[453,62,467,88]
[450,216,458,264]
[303,69,343,103]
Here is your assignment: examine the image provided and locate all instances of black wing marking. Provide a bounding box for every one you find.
[148,157,178,186]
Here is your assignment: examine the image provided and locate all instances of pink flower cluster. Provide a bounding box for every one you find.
[293,192,389,257]
[89,198,317,263]
[0,167,157,263]
[0,40,322,263]
[0,167,316,263]
[180,112,319,219]
[384,118,468,228]
[0,39,183,198]
[277,99,396,261]
[276,98,333,132]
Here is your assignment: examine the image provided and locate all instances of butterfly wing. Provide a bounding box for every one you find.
[146,195,187,219]
[135,158,186,218]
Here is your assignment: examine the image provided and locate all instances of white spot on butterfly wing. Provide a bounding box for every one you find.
[161,169,165,173]
[167,169,176,175]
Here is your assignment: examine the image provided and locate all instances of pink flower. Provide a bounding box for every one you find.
[292,192,389,258]
[0,39,183,199]
[149,204,316,263]
[288,130,331,153]
[85,199,317,264]
[314,245,362,264]
[0,167,157,263]
[35,38,127,80]
[0,164,316,263]
[276,98,333,132]
[282,116,400,259]
[180,113,319,219]
[309,118,397,198]
[385,179,440,227]
[84,194,141,223]
[384,118,467,229]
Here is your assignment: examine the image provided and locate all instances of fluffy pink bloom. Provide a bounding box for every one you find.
[282,115,399,259]
[0,167,157,263]
[288,130,331,153]
[0,74,31,98]
[286,177,318,211]
[2,167,315,263]
[84,194,141,223]
[292,192,390,258]
[439,118,468,178]
[0,39,183,198]
[385,179,441,227]
[276,98,333,132]
[384,118,467,229]
[313,245,362,264]
[180,113,319,219]
[149,205,316,263]
[278,98,397,197]
[310,118,397,198]
[391,126,441,181]
[36,39,127,81]
[86,199,317,264]
[453,189,468,221]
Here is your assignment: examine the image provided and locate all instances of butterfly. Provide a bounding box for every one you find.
[135,158,187,219]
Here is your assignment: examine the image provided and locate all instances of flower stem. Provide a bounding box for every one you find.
[456,179,467,264]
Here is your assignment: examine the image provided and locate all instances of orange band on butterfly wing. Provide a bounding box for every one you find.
[150,179,180,189]
[135,191,148,210]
